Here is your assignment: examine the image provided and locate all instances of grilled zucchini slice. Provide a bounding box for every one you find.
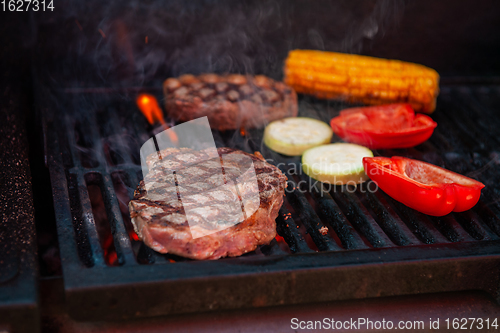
[302,143,373,185]
[263,117,332,156]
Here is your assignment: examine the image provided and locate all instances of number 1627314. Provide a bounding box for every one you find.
[2,0,54,11]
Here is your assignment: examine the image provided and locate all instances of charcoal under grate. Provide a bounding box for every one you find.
[43,85,500,321]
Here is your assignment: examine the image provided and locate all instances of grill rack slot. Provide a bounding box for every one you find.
[308,180,369,250]
[383,194,449,244]
[363,190,421,246]
[332,189,394,248]
[285,174,342,251]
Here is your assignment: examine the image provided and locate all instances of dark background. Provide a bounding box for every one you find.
[1,0,495,88]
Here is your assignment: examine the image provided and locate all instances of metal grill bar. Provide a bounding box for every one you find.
[474,202,500,237]
[73,171,105,266]
[453,210,498,241]
[429,215,476,242]
[308,181,369,250]
[100,173,137,265]
[383,195,450,244]
[417,95,500,242]
[276,205,314,253]
[285,175,342,251]
[432,124,500,220]
[332,190,395,248]
[47,120,87,269]
[364,190,421,246]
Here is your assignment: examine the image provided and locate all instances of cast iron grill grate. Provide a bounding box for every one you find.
[44,85,500,320]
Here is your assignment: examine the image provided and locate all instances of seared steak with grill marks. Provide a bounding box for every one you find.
[163,74,298,131]
[128,147,287,260]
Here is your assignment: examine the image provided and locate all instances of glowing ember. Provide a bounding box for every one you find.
[136,93,178,144]
[275,235,286,243]
[240,127,247,136]
[129,230,139,241]
[103,233,118,266]
[137,93,164,125]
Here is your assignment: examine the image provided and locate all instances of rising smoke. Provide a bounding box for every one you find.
[36,0,405,87]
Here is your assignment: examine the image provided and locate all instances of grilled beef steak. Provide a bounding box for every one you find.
[163,74,298,131]
[128,147,287,260]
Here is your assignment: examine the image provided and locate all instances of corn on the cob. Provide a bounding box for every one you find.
[284,50,440,113]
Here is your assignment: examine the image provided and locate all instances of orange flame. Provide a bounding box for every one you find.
[136,93,178,144]
[137,94,164,125]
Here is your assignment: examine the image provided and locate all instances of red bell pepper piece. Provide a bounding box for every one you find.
[330,104,437,149]
[363,156,485,216]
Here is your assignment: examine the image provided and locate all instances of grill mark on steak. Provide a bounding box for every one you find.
[163,74,298,130]
[219,152,249,221]
[128,147,287,260]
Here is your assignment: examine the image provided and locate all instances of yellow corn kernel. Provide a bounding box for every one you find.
[284,50,440,113]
